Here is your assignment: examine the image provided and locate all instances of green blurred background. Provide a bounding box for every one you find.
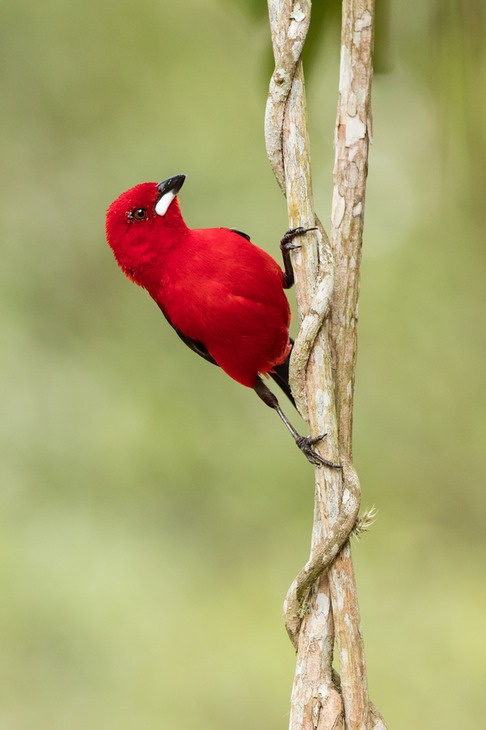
[1,0,485,727]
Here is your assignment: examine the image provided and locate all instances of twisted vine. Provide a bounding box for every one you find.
[283,456,360,648]
[265,0,359,645]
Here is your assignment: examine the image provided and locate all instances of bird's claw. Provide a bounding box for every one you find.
[295,434,342,469]
[280,226,318,253]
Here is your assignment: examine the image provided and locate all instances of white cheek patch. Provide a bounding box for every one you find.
[155,191,176,216]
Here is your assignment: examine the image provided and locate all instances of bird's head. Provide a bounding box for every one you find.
[105,174,187,283]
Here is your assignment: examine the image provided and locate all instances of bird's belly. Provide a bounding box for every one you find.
[157,264,291,388]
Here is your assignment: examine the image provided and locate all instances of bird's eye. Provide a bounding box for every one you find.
[128,208,147,221]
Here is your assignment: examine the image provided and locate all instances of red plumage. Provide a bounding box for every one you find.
[105,175,341,468]
[105,179,291,389]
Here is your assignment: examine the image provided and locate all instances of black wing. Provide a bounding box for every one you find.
[158,305,218,367]
[230,228,251,241]
[172,326,218,366]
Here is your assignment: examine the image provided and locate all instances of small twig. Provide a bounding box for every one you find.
[352,506,378,540]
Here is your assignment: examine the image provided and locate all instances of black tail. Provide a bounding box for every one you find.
[269,340,296,408]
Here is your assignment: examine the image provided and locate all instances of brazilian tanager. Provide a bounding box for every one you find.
[105,174,338,467]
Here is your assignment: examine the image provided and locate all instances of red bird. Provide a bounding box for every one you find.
[105,174,338,467]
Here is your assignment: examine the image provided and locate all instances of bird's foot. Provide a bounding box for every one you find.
[280,226,318,253]
[295,433,342,469]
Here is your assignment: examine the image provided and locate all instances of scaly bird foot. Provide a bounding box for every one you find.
[280,226,318,253]
[295,434,342,469]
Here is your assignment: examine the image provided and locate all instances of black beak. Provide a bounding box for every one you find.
[156,174,186,201]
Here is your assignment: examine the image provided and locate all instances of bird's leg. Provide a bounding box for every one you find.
[280,227,318,289]
[254,377,341,468]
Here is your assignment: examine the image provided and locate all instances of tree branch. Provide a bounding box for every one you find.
[326,4,375,725]
[265,1,385,729]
